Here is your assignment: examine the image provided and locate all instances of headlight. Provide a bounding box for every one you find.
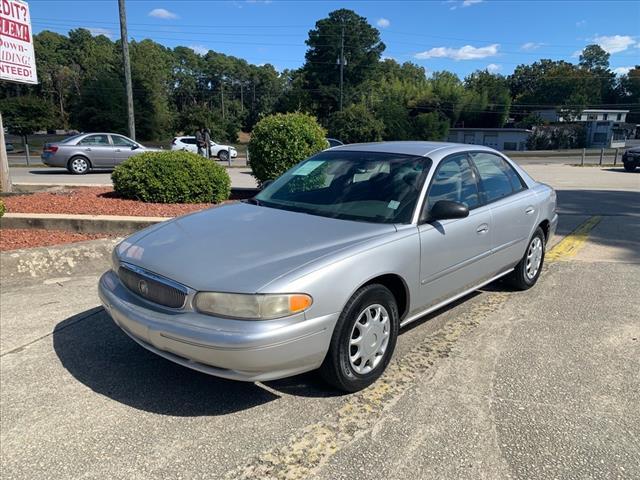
[194,292,312,320]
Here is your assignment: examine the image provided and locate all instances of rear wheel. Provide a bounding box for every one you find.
[218,150,229,162]
[68,156,90,175]
[320,284,399,392]
[507,227,545,290]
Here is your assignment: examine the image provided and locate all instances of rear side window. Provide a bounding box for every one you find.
[471,152,525,203]
[78,135,110,146]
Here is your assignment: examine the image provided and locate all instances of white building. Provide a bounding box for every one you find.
[532,108,629,123]
[447,128,532,151]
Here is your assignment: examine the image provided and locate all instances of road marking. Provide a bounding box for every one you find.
[225,292,509,480]
[546,216,602,262]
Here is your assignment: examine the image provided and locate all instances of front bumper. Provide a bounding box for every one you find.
[98,270,338,382]
[549,213,559,244]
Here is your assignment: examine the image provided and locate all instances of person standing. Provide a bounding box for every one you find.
[203,128,212,159]
[195,127,206,157]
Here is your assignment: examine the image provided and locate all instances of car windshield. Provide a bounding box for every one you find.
[255,150,431,224]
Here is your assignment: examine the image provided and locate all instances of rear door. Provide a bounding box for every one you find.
[417,153,493,309]
[76,134,113,167]
[470,152,537,269]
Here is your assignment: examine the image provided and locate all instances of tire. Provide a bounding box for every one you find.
[507,227,546,290]
[623,161,637,172]
[320,284,399,392]
[218,150,229,162]
[68,156,90,175]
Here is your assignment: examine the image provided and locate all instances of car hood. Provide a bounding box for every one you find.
[119,202,397,293]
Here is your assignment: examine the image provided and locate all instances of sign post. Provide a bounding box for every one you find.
[0,0,38,192]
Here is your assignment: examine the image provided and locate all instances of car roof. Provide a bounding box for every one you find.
[330,141,498,161]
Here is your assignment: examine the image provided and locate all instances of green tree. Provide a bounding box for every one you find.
[303,9,385,120]
[328,104,384,143]
[411,112,449,140]
[0,95,55,144]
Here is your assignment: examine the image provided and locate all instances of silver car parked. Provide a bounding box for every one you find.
[41,133,159,174]
[99,142,558,391]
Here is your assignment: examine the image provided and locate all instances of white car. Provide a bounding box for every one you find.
[171,136,238,161]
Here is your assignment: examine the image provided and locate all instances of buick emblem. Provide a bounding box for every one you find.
[138,279,149,296]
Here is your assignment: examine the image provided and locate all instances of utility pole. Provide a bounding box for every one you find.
[0,113,12,193]
[220,84,225,120]
[118,0,135,140]
[339,21,345,111]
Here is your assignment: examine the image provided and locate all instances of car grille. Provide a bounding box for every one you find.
[118,265,187,309]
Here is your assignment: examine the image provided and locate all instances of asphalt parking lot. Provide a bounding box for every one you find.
[1,164,639,479]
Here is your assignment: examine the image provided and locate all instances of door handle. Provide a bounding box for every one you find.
[115,149,121,152]
[476,224,489,234]
[525,206,535,215]
[84,148,92,151]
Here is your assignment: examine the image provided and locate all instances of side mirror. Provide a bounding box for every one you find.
[131,144,140,150]
[261,179,274,190]
[428,200,469,221]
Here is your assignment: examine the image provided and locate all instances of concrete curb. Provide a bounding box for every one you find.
[1,213,168,234]
[0,237,120,283]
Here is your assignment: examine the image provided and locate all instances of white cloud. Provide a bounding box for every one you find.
[521,42,543,51]
[377,18,390,28]
[189,45,209,56]
[613,66,633,76]
[593,35,637,54]
[87,27,113,39]
[148,8,179,19]
[447,0,483,10]
[486,63,501,73]
[576,20,587,27]
[415,43,499,60]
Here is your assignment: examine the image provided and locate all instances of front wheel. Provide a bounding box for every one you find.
[507,227,546,290]
[320,284,399,392]
[623,161,637,172]
[218,150,229,162]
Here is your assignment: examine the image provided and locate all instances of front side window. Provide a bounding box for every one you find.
[425,154,480,212]
[471,152,525,203]
[111,135,135,147]
[79,135,110,146]
[255,150,430,224]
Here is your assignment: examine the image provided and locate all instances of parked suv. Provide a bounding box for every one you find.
[622,146,640,172]
[171,136,237,161]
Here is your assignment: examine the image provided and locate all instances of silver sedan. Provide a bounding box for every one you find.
[41,133,159,174]
[99,141,557,391]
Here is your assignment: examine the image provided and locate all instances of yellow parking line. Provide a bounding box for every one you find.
[546,216,602,262]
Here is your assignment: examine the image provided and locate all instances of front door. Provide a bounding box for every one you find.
[77,134,114,167]
[110,135,138,165]
[416,153,493,310]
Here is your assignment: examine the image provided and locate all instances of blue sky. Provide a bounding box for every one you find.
[30,0,640,77]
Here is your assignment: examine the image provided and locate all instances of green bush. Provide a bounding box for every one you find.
[248,112,327,184]
[0,199,5,217]
[112,151,231,203]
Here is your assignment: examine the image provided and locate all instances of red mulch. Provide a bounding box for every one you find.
[2,187,213,217]
[0,228,114,251]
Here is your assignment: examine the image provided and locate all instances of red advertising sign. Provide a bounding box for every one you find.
[0,0,37,84]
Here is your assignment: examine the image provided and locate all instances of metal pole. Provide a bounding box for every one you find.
[614,148,618,166]
[118,0,136,140]
[599,148,604,166]
[581,148,585,166]
[0,113,12,192]
[339,22,344,112]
